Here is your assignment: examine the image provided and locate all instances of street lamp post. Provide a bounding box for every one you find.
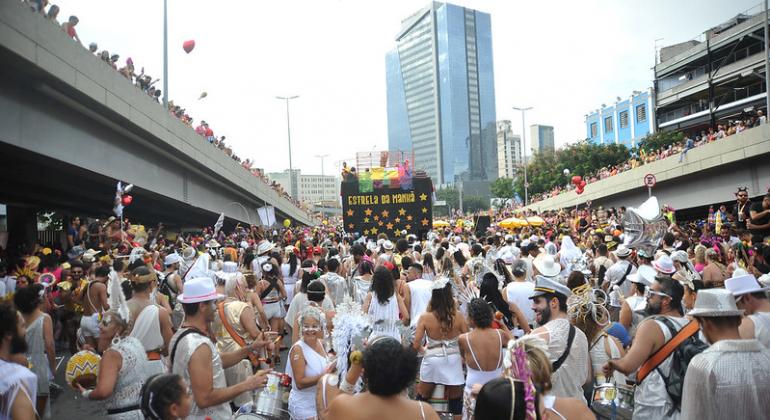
[315,154,329,177]
[162,0,168,107]
[277,95,299,198]
[512,106,533,206]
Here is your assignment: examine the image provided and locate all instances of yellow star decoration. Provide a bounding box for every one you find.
[419,193,428,201]
[381,210,389,218]
[394,230,401,236]
[346,209,354,216]
[407,215,413,221]
[364,217,370,223]
[394,217,401,223]
[421,207,428,213]
[386,223,394,230]
[378,221,384,226]
[348,223,354,229]
[398,208,406,216]
[405,224,412,230]
[364,229,370,235]
[421,218,429,226]
[364,208,373,216]
[373,215,379,221]
[370,227,378,234]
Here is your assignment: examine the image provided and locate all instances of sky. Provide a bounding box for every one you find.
[54,0,757,176]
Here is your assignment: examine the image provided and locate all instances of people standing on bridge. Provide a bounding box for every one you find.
[61,15,82,45]
[678,134,695,163]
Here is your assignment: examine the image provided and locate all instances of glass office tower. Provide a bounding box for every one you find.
[386,2,497,186]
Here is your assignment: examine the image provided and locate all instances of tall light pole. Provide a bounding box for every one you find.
[162,0,168,107]
[315,154,329,176]
[512,106,533,206]
[765,0,769,118]
[276,95,299,198]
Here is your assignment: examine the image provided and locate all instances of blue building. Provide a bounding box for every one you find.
[585,88,655,148]
[386,2,497,186]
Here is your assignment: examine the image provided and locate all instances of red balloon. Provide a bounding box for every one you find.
[121,195,133,206]
[579,180,587,188]
[576,187,584,195]
[182,40,195,54]
[571,175,582,185]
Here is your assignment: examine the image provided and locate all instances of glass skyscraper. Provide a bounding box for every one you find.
[386,2,497,186]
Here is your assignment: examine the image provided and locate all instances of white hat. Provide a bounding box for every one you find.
[670,250,689,263]
[533,254,561,278]
[207,239,221,248]
[177,277,224,304]
[652,255,676,274]
[257,241,275,255]
[628,264,656,286]
[614,245,632,258]
[164,253,183,266]
[499,250,514,265]
[725,274,770,297]
[530,275,571,298]
[382,240,394,251]
[758,273,770,288]
[688,289,744,317]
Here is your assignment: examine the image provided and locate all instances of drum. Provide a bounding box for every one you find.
[251,373,291,419]
[591,382,634,420]
[65,350,101,389]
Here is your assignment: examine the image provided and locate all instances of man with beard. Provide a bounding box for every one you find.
[731,187,751,231]
[528,276,589,401]
[602,276,688,419]
[0,304,38,419]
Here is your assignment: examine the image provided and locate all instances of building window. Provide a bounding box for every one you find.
[619,111,629,129]
[636,105,647,123]
[590,122,597,137]
[604,116,613,132]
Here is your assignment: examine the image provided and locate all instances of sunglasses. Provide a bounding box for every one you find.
[301,326,322,333]
[645,289,671,299]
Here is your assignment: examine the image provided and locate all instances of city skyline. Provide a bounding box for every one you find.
[51,0,757,176]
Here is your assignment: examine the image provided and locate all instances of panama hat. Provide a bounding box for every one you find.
[688,288,744,317]
[177,277,224,304]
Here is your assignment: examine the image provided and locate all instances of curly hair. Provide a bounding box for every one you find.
[13,284,44,315]
[371,266,395,305]
[363,338,418,396]
[467,298,493,328]
[428,282,455,334]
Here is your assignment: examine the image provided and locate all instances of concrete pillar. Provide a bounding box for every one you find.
[6,206,38,259]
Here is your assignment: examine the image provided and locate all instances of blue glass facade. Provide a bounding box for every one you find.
[586,89,654,148]
[386,2,497,186]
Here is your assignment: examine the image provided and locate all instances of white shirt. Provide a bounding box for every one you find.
[408,279,433,327]
[606,260,636,306]
[505,281,536,325]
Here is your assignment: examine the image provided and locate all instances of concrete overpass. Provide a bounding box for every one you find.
[524,124,770,215]
[0,1,313,238]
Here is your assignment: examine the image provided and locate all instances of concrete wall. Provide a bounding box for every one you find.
[0,1,312,225]
[524,124,770,212]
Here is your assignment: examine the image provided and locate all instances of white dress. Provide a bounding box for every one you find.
[368,294,401,341]
[281,263,299,305]
[589,333,626,385]
[105,337,149,419]
[505,282,536,325]
[286,340,327,420]
[129,304,166,376]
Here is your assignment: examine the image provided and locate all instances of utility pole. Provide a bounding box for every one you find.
[512,106,533,206]
[162,0,168,107]
[276,95,299,198]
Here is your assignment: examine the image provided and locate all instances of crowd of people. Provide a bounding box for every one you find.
[19,0,311,217]
[1,184,770,419]
[529,112,767,204]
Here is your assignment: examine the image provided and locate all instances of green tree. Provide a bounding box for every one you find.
[436,187,459,210]
[490,177,515,204]
[462,195,488,213]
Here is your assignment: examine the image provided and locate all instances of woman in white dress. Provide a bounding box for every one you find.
[76,311,149,419]
[14,284,55,417]
[413,279,469,420]
[363,266,409,341]
[281,246,300,307]
[286,306,333,420]
[350,260,374,305]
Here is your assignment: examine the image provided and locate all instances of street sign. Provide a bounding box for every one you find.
[643,173,656,187]
[434,200,447,206]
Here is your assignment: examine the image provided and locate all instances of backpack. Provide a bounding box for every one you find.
[651,317,708,414]
[158,271,177,306]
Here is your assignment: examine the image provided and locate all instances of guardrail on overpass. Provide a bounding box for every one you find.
[524,124,770,212]
[0,1,313,227]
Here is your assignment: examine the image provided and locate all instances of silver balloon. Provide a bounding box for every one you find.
[563,168,570,176]
[622,196,668,256]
